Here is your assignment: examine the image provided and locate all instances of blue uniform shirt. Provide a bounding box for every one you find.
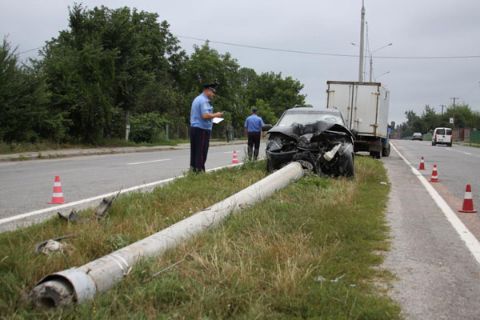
[244,114,264,133]
[190,93,213,130]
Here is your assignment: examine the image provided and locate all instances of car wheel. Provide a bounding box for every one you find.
[448,142,452,147]
[266,158,275,173]
[432,141,436,146]
[343,152,355,178]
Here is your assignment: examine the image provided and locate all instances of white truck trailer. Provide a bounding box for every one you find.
[326,81,390,158]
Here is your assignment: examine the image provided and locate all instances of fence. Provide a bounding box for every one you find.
[470,130,480,144]
[452,128,480,144]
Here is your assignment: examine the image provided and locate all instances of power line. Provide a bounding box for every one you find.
[16,36,480,61]
[17,47,42,55]
[178,35,480,60]
[178,35,358,58]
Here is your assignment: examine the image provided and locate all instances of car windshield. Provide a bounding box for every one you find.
[277,112,344,127]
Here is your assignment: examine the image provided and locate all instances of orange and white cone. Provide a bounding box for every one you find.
[459,184,477,213]
[49,175,65,204]
[231,150,239,164]
[418,157,425,170]
[430,164,439,182]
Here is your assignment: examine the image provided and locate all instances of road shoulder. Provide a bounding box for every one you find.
[382,148,480,320]
[0,140,248,162]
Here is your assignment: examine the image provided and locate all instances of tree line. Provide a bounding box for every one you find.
[0,4,305,145]
[394,104,480,138]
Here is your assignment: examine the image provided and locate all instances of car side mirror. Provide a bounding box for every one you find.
[351,129,358,136]
[262,124,273,132]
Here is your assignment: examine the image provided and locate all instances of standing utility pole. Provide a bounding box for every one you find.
[369,55,373,82]
[358,0,366,82]
[450,97,459,107]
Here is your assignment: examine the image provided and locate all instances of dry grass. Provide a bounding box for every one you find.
[0,159,400,319]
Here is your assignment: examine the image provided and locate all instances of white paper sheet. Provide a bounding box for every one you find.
[212,117,224,124]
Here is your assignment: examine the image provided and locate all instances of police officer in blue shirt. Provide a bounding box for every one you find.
[190,83,223,172]
[244,107,265,160]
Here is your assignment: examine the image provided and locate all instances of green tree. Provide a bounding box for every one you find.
[181,43,243,136]
[180,44,306,137]
[40,4,185,143]
[421,105,440,132]
[443,104,477,128]
[248,72,305,117]
[394,103,480,138]
[252,99,277,125]
[0,39,57,143]
[2,5,308,145]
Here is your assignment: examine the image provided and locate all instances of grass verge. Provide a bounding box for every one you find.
[0,139,190,155]
[0,159,400,319]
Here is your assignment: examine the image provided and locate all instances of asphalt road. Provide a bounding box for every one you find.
[384,140,480,320]
[392,140,480,240]
[0,144,253,220]
[392,140,480,202]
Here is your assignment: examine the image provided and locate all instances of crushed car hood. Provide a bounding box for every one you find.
[268,121,354,141]
[266,120,355,177]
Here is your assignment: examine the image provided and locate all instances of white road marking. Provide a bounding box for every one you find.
[0,162,242,227]
[391,142,480,265]
[127,159,171,165]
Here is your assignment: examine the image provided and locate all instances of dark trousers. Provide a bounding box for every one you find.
[247,132,261,160]
[190,126,211,172]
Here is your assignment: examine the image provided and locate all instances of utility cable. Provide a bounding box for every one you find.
[178,35,480,60]
[17,47,42,55]
[16,36,480,60]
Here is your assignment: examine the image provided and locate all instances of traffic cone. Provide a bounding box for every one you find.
[459,184,477,213]
[418,157,425,170]
[430,164,439,182]
[231,150,239,164]
[49,176,65,204]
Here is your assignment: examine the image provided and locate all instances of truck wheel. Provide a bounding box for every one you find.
[370,151,381,159]
[382,144,391,157]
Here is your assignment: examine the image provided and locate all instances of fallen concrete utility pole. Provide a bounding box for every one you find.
[30,162,305,307]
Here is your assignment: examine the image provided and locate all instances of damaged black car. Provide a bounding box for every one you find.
[265,107,355,177]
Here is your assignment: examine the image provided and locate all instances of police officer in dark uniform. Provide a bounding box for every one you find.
[189,83,223,172]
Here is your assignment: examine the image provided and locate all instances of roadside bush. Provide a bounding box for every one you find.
[129,112,169,143]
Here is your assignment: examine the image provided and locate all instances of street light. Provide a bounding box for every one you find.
[369,43,392,82]
[375,71,390,82]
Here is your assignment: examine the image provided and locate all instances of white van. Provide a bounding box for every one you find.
[432,127,452,147]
